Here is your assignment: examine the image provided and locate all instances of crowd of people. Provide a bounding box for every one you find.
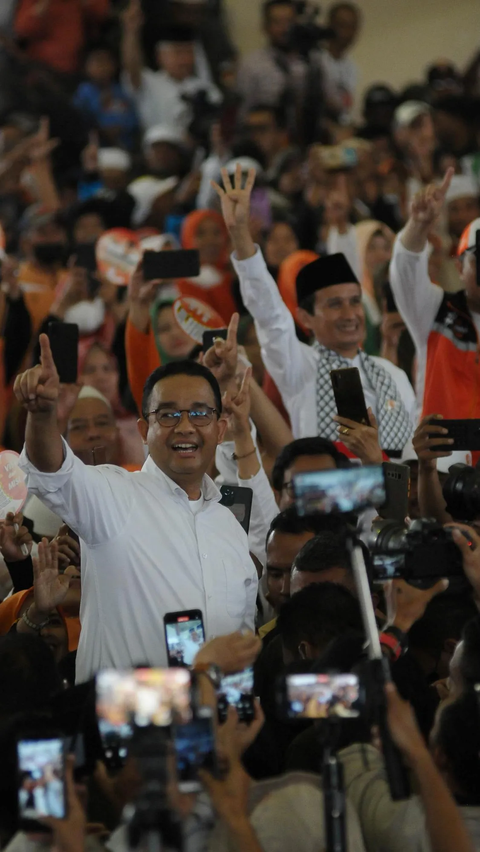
[1,0,480,850]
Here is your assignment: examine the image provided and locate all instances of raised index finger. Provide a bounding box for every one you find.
[439,166,455,197]
[39,333,56,372]
[226,312,239,348]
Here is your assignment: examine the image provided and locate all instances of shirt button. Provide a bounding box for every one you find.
[245,579,252,586]
[202,553,207,559]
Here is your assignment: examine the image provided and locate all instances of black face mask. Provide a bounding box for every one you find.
[33,242,67,266]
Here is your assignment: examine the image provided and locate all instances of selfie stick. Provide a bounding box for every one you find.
[322,721,347,852]
[347,537,410,801]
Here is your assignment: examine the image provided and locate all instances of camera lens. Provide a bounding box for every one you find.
[443,464,480,522]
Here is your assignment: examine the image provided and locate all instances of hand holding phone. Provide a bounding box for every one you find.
[331,368,369,425]
[143,249,200,281]
[164,610,205,667]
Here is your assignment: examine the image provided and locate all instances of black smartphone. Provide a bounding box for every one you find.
[73,243,97,273]
[330,367,369,425]
[277,672,362,720]
[47,322,79,384]
[378,462,410,522]
[202,327,228,352]
[164,609,205,667]
[219,485,253,534]
[430,419,480,452]
[217,667,255,724]
[173,707,218,793]
[17,737,67,827]
[143,249,200,281]
[294,466,386,516]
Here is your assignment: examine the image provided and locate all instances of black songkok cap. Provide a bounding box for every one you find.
[296,253,360,303]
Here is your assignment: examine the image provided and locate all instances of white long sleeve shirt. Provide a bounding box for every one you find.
[232,248,416,439]
[390,234,480,421]
[19,442,258,683]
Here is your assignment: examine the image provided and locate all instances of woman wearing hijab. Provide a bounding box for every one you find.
[177,209,238,321]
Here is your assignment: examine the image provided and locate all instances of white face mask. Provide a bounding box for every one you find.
[188,265,223,289]
[64,297,106,334]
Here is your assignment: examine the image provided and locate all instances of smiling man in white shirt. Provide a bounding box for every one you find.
[15,343,258,682]
[212,166,416,456]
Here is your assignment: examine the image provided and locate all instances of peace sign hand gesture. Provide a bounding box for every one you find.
[410,167,454,228]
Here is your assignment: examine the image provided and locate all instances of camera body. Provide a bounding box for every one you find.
[370,517,467,583]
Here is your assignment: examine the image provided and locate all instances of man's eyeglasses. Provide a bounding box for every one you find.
[146,405,219,428]
[282,482,295,497]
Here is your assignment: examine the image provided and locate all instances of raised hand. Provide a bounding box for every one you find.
[29,116,59,163]
[81,130,99,174]
[203,312,239,390]
[14,333,60,413]
[121,0,144,30]
[0,512,32,562]
[334,408,383,465]
[410,167,454,229]
[211,164,256,232]
[412,414,454,469]
[222,367,252,438]
[33,538,71,618]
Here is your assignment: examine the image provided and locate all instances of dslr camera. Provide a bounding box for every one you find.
[370,517,470,584]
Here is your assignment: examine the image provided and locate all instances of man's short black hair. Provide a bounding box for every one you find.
[408,594,478,658]
[266,506,348,548]
[272,437,350,492]
[246,102,288,130]
[328,2,360,21]
[293,530,352,574]
[277,581,363,657]
[141,360,222,419]
[263,0,296,21]
[436,690,480,804]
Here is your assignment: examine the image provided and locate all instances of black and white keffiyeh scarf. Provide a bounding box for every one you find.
[312,342,413,452]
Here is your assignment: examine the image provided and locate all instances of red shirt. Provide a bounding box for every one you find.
[15,0,110,75]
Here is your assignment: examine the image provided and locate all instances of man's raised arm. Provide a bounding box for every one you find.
[14,333,63,472]
[211,166,314,395]
[389,169,454,348]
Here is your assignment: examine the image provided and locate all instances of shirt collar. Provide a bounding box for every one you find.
[141,454,222,504]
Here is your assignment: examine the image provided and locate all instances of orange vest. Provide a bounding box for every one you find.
[422,291,480,421]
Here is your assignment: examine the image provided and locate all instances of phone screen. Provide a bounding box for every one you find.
[96,668,192,759]
[17,738,66,821]
[286,673,361,719]
[173,711,217,793]
[294,466,385,516]
[164,614,205,667]
[218,667,255,723]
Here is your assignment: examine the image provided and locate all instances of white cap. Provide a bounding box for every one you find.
[77,385,112,409]
[23,495,62,538]
[143,125,185,151]
[97,148,132,172]
[394,100,430,129]
[445,174,478,205]
[225,156,263,176]
[127,176,179,227]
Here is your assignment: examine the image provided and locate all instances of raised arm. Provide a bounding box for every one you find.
[212,167,315,397]
[13,333,63,472]
[389,168,454,347]
[120,0,144,91]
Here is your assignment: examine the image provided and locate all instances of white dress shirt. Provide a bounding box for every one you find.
[232,247,417,440]
[123,68,222,133]
[19,441,258,683]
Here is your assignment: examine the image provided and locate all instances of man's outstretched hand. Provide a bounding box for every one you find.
[410,167,454,229]
[211,164,256,232]
[14,333,60,414]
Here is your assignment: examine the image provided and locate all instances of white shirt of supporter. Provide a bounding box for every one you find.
[19,441,258,683]
[232,247,417,440]
[390,234,480,421]
[122,67,221,132]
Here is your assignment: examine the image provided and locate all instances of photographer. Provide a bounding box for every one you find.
[340,683,479,852]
